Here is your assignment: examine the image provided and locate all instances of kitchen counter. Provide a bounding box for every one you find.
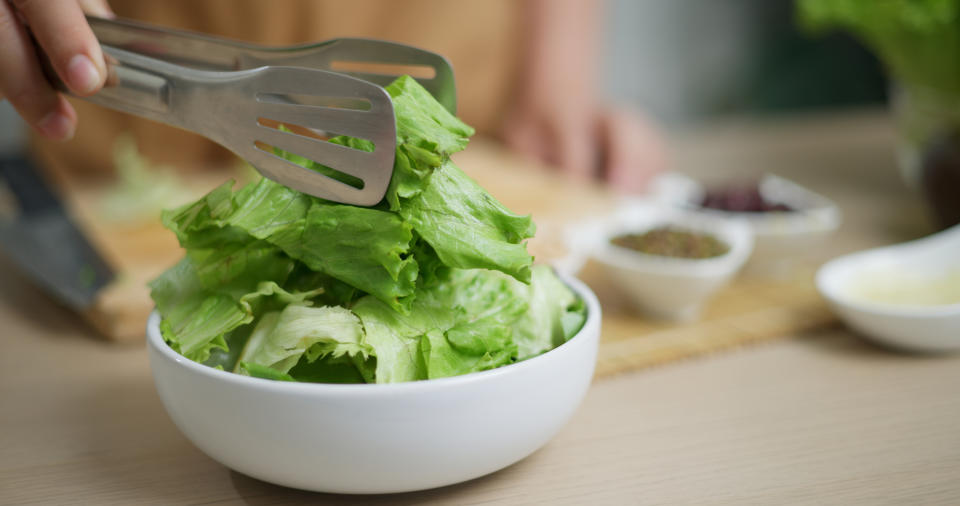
[3,109,959,505]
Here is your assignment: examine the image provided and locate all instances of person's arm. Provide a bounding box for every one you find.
[0,0,113,141]
[501,0,665,191]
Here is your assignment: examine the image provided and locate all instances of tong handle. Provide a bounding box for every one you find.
[41,43,237,138]
[87,16,345,72]
[86,15,458,114]
[88,16,255,71]
[94,46,171,118]
[41,45,173,124]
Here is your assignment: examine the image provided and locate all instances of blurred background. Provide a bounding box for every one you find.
[603,0,886,125]
[0,0,888,153]
[5,0,959,243]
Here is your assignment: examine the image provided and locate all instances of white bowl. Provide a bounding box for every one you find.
[564,202,752,321]
[145,273,600,494]
[816,223,960,353]
[653,172,841,275]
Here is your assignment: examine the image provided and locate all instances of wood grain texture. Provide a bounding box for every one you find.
[4,110,956,504]
[2,299,958,505]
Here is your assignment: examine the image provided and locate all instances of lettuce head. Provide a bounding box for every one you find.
[150,75,585,383]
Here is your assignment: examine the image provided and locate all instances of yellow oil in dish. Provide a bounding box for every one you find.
[849,268,960,306]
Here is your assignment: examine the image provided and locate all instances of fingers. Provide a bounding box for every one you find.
[0,0,77,139]
[501,109,596,180]
[499,103,667,193]
[78,0,114,18]
[599,109,667,193]
[500,113,551,168]
[548,117,595,181]
[12,0,106,96]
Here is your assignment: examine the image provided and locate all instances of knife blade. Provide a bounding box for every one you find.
[0,154,115,311]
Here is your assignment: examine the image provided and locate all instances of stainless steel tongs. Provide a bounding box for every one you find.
[55,16,457,206]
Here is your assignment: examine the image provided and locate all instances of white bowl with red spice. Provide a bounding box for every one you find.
[653,173,841,275]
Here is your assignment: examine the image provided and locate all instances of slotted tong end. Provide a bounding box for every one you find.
[43,16,457,206]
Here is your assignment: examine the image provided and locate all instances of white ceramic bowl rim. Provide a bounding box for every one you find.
[583,202,754,277]
[816,223,960,318]
[653,172,842,235]
[146,272,601,396]
[817,257,960,318]
[691,206,840,235]
[601,223,743,266]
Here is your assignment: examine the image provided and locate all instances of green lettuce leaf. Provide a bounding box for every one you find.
[150,257,242,362]
[286,354,369,383]
[511,265,586,360]
[266,202,418,311]
[237,304,370,374]
[272,126,368,189]
[350,295,438,383]
[385,74,474,211]
[387,75,474,156]
[161,177,418,312]
[353,268,529,382]
[400,160,535,282]
[240,361,296,382]
[149,256,322,363]
[187,241,295,299]
[797,0,960,95]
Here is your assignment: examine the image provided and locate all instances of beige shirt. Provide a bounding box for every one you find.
[33,0,521,179]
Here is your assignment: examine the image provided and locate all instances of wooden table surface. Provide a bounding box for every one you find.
[3,109,959,505]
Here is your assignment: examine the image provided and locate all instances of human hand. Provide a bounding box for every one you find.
[0,0,113,141]
[501,103,666,193]
[502,0,666,192]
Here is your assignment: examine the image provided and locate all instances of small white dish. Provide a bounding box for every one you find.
[653,172,841,275]
[563,201,752,321]
[816,223,960,353]
[145,273,600,494]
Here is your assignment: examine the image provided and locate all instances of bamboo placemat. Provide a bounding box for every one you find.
[580,260,838,379]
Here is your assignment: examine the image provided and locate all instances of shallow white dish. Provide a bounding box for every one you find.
[146,273,600,494]
[563,201,752,321]
[816,223,960,353]
[653,172,841,275]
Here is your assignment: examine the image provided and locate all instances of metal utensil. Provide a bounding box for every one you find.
[0,154,114,310]
[86,16,457,115]
[47,17,457,206]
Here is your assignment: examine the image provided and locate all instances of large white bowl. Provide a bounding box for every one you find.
[146,273,601,494]
[563,201,753,321]
[816,223,960,353]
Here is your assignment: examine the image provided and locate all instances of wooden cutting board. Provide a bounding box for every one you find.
[66,170,231,342]
[65,139,837,377]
